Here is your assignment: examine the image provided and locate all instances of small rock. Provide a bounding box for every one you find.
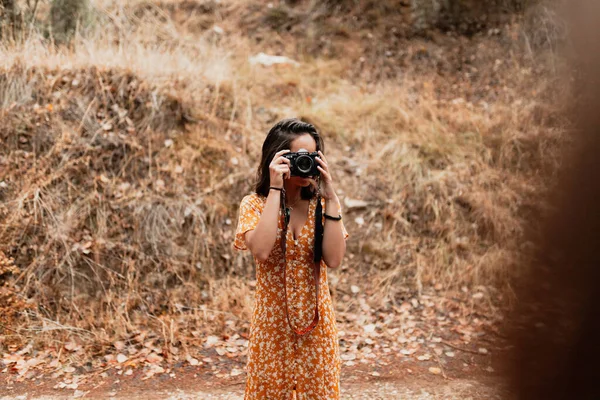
[344,198,369,209]
[363,324,376,334]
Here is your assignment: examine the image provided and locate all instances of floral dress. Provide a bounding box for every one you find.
[233,193,348,400]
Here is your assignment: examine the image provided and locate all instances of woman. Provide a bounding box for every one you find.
[233,118,348,399]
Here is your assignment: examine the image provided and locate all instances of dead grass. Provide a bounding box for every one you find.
[0,0,568,360]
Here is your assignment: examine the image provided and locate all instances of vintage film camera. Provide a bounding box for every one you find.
[283,151,320,178]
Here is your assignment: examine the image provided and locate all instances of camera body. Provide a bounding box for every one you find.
[283,151,320,178]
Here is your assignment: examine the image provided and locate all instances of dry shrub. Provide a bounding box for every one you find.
[0,60,245,350]
[411,0,535,34]
[281,60,566,299]
[208,277,254,323]
[0,0,22,41]
[0,251,31,348]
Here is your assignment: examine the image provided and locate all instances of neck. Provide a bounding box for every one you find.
[283,182,302,206]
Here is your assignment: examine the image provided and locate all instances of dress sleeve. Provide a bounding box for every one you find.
[321,197,349,240]
[233,194,264,251]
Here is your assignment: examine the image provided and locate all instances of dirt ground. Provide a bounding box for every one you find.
[1,377,505,400]
[1,349,508,399]
[0,378,505,399]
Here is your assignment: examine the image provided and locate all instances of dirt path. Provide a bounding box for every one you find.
[1,377,504,399]
[1,338,508,399]
[1,359,507,400]
[153,379,503,400]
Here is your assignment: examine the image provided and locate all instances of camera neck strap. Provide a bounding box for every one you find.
[279,187,324,337]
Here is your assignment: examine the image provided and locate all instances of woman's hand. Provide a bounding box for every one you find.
[269,149,291,189]
[314,150,337,200]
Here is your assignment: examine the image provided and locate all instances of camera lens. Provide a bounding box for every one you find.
[296,155,312,173]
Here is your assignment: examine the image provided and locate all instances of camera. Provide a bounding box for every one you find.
[283,151,320,178]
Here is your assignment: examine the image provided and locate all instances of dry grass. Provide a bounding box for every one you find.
[0,0,567,357]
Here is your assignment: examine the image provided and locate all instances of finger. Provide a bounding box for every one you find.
[316,157,328,169]
[274,149,291,158]
[270,157,290,169]
[317,150,327,164]
[317,166,331,181]
[277,156,291,165]
[279,165,290,179]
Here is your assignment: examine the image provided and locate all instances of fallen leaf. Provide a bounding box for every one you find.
[146,353,163,364]
[216,348,227,356]
[186,355,200,366]
[114,341,126,351]
[64,342,81,352]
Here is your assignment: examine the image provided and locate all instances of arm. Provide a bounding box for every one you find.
[244,149,291,262]
[245,189,282,262]
[315,150,347,269]
[322,195,346,269]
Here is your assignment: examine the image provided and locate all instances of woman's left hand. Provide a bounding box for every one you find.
[312,150,337,200]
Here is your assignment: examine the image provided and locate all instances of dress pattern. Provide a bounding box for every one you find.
[234,193,348,400]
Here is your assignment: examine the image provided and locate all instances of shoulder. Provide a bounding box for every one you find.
[240,192,266,210]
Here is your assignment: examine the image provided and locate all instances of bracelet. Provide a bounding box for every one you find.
[269,186,283,192]
[324,213,342,221]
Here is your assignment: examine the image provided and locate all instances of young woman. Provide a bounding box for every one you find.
[233,118,348,399]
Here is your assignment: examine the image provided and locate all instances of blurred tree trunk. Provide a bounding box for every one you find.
[0,0,22,41]
[411,0,445,31]
[50,0,89,44]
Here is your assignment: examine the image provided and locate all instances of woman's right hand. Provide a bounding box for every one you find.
[269,149,291,189]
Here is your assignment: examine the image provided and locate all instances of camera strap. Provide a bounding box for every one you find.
[279,188,324,337]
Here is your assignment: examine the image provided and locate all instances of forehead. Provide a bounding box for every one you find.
[290,134,317,152]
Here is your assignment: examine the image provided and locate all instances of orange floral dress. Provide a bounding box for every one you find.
[234,193,348,400]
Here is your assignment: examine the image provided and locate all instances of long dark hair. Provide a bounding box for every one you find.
[255,118,324,199]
